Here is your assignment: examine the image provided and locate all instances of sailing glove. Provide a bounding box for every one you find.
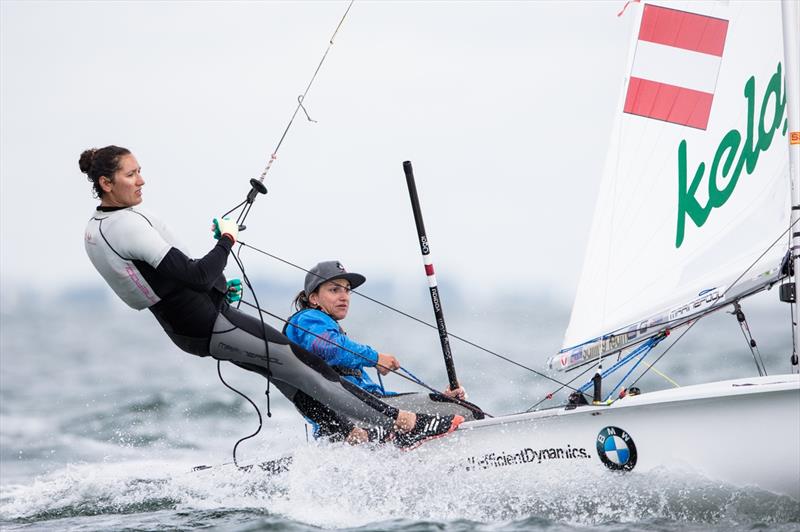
[226,279,243,303]
[212,217,238,243]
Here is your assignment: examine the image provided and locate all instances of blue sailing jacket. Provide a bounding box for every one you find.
[285,308,395,396]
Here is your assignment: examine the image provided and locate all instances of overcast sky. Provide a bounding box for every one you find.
[0,1,633,302]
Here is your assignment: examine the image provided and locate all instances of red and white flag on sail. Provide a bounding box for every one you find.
[624,4,729,130]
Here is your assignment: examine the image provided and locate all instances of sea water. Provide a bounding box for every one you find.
[1,282,798,531]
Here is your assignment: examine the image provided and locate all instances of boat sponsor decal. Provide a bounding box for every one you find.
[676,62,787,248]
[668,287,722,320]
[419,235,429,254]
[464,444,590,472]
[430,285,442,312]
[552,287,725,370]
[596,426,637,471]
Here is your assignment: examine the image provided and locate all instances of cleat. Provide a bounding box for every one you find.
[395,413,464,450]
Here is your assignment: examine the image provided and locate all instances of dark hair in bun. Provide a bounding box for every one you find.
[79,145,131,198]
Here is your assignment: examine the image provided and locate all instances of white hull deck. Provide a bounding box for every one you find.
[419,374,800,499]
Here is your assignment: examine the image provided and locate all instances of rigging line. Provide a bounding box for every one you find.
[207,3,355,463]
[211,245,275,468]
[577,335,665,394]
[732,301,767,376]
[235,298,494,417]
[254,0,355,185]
[236,201,256,228]
[230,250,272,418]
[627,319,699,389]
[738,318,765,376]
[237,240,576,391]
[526,360,597,412]
[721,216,800,300]
[790,286,799,371]
[639,360,680,387]
[788,215,798,370]
[215,359,263,469]
[603,336,665,402]
[222,199,248,223]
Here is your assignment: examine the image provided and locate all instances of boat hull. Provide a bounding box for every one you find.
[418,374,800,499]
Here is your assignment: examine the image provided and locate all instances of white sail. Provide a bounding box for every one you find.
[555,0,792,369]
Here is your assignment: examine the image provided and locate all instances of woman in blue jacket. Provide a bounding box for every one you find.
[285,261,471,445]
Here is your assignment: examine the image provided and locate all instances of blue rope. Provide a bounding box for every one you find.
[377,364,447,398]
[399,366,427,386]
[577,335,664,395]
[376,370,386,395]
[604,335,666,401]
[372,360,434,395]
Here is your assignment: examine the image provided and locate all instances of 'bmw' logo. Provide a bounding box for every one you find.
[596,426,637,471]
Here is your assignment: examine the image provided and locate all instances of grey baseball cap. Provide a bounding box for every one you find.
[304,260,366,295]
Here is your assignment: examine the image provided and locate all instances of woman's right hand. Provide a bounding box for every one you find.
[443,383,468,401]
[376,353,400,375]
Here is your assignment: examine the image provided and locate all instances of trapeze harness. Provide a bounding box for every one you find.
[83,206,402,433]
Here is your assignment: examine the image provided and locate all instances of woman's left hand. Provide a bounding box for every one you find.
[226,279,243,303]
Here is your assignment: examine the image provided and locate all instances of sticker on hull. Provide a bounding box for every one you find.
[596,426,637,471]
[465,444,591,472]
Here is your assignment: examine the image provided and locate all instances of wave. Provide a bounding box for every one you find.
[2,443,797,530]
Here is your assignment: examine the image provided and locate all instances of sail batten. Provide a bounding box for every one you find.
[557,0,792,371]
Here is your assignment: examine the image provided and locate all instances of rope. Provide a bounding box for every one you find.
[639,360,680,387]
[213,1,354,464]
[603,336,664,401]
[238,240,580,392]
[628,320,698,389]
[575,335,664,394]
[732,301,767,376]
[215,360,263,469]
[236,298,493,417]
[526,363,597,412]
[254,1,354,186]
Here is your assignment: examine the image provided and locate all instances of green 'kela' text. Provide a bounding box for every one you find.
[676,63,787,248]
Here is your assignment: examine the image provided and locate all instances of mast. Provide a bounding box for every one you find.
[782,0,800,371]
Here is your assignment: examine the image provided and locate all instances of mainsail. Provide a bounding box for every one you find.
[551,0,792,370]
